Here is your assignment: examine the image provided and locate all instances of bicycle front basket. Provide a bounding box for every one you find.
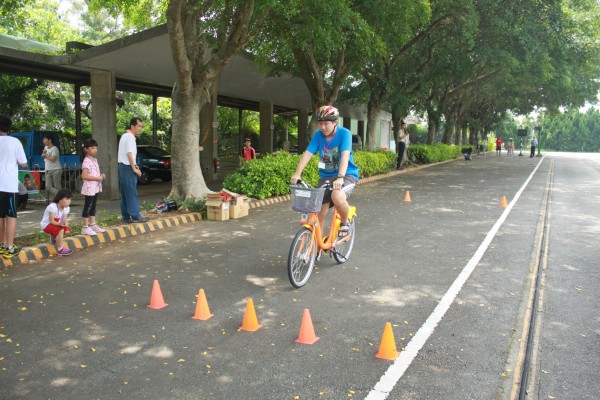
[290,186,325,212]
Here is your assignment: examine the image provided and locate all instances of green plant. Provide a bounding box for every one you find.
[223,150,395,198]
[407,144,463,164]
[182,197,206,213]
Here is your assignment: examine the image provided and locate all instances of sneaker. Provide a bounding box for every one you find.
[129,216,150,223]
[3,245,21,259]
[50,235,56,244]
[57,247,74,256]
[81,226,97,236]
[0,243,9,256]
[91,224,105,233]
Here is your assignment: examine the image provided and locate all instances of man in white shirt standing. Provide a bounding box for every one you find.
[118,117,148,223]
[42,132,62,198]
[396,121,409,170]
[0,116,28,258]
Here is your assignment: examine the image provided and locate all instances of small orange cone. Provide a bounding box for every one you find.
[192,289,213,320]
[375,322,400,361]
[295,309,319,344]
[404,191,412,203]
[240,298,261,332]
[500,195,507,208]
[147,279,168,309]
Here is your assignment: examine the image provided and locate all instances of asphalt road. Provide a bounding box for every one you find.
[1,152,598,400]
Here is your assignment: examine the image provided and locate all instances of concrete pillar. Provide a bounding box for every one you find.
[90,70,118,200]
[199,97,218,181]
[297,110,309,153]
[259,100,273,154]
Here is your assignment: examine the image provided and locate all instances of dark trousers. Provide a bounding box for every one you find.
[396,141,406,169]
[530,146,536,157]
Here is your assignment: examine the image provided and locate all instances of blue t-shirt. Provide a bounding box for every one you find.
[306,126,360,180]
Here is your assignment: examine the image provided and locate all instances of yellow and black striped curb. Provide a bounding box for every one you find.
[2,213,203,268]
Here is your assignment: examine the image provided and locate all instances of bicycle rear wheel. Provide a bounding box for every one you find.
[287,228,317,288]
[333,217,356,264]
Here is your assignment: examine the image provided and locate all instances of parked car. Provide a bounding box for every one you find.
[352,135,363,150]
[136,145,172,185]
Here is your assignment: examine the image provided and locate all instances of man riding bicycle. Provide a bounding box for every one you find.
[291,105,360,238]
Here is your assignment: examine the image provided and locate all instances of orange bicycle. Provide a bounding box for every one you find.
[287,179,357,288]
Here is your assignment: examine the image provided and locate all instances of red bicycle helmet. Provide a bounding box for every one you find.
[316,105,339,121]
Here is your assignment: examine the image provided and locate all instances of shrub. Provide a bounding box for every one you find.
[407,144,464,163]
[223,150,394,199]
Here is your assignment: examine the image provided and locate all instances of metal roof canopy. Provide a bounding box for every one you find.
[0,25,313,114]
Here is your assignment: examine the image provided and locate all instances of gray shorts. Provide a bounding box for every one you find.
[318,176,357,206]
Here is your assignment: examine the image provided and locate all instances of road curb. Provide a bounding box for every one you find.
[2,213,203,268]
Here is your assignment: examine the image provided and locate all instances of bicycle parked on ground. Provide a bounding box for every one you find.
[287,179,357,288]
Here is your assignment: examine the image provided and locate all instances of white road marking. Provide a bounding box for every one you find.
[365,157,546,400]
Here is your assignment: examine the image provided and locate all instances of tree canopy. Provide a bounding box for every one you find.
[2,0,599,198]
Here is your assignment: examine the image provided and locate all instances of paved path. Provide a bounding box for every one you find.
[0,152,598,400]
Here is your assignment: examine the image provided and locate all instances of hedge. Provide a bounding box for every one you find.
[223,145,467,199]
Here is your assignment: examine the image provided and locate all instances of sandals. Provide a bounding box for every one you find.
[338,222,351,238]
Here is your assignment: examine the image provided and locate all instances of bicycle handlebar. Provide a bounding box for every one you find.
[292,179,333,190]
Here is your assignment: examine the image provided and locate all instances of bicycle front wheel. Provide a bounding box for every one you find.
[333,217,356,264]
[287,228,317,288]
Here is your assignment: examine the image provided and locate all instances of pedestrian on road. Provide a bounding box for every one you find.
[291,105,359,238]
[240,138,256,163]
[42,132,62,198]
[80,139,106,236]
[530,136,538,158]
[40,188,73,256]
[396,121,409,170]
[496,136,503,156]
[118,117,148,223]
[0,116,28,259]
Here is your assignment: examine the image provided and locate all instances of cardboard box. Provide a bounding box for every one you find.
[229,196,249,219]
[206,199,229,221]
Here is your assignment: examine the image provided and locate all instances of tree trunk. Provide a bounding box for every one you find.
[426,110,439,144]
[442,117,453,144]
[366,95,381,150]
[166,0,260,200]
[169,85,210,200]
[391,108,403,143]
[453,123,461,145]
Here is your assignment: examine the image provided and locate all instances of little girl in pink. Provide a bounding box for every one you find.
[80,139,106,236]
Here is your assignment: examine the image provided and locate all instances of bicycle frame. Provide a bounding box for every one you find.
[298,205,357,256]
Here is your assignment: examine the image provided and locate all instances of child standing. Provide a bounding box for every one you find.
[80,139,106,236]
[41,188,73,256]
[240,138,256,163]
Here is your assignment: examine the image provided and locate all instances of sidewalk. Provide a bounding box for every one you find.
[14,173,227,239]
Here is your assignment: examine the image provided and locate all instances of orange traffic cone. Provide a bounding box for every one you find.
[147,279,168,309]
[375,322,400,361]
[192,289,213,320]
[500,195,507,208]
[240,298,261,332]
[295,309,319,345]
[404,191,412,203]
